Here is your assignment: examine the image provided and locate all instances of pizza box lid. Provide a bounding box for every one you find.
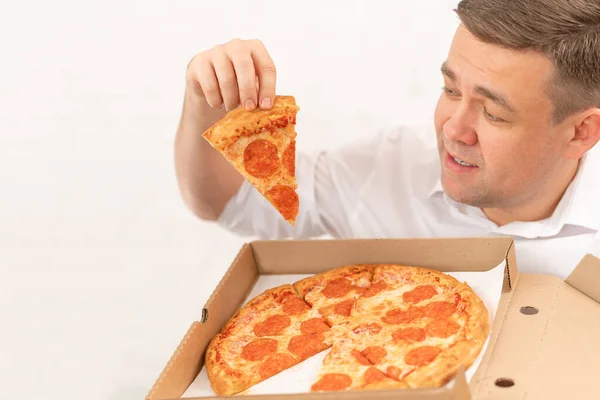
[146,237,600,399]
[468,252,600,399]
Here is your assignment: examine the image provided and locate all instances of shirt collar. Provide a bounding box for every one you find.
[428,174,444,198]
[561,146,600,231]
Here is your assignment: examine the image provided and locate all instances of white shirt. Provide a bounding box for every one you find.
[218,125,600,279]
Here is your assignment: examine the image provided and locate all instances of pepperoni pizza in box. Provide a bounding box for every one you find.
[204,264,491,396]
[202,96,299,225]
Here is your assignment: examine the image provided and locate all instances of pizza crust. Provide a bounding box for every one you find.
[202,96,298,151]
[363,378,410,390]
[403,339,484,388]
[205,333,248,395]
[242,284,299,313]
[458,282,491,343]
[373,264,465,288]
[399,281,490,389]
[205,285,302,395]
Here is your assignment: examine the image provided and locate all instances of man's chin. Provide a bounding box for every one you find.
[441,179,485,207]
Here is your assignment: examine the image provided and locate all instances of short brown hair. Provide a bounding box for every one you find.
[455,0,600,124]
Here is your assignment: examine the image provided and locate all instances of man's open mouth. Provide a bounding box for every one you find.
[452,156,473,167]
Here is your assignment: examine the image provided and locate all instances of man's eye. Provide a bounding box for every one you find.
[442,86,460,97]
[483,107,506,123]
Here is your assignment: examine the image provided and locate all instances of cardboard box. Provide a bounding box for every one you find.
[147,237,600,400]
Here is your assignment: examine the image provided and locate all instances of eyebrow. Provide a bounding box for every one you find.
[440,62,517,113]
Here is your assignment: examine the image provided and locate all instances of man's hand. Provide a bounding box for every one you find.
[185,39,277,112]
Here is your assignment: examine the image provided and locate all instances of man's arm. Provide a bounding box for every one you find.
[174,89,243,220]
[174,39,277,220]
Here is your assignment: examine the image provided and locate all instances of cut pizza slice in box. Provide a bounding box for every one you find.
[202,95,299,225]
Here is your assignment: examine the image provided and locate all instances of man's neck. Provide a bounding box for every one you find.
[482,161,580,226]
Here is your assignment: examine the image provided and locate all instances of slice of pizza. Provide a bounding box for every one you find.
[293,265,374,328]
[310,336,406,392]
[205,284,332,396]
[202,95,300,225]
[352,265,490,388]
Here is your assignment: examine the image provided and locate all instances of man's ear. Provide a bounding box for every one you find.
[565,109,600,160]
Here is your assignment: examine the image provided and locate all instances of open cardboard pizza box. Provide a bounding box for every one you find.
[147,237,600,400]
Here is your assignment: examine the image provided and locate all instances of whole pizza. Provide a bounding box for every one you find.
[205,264,490,395]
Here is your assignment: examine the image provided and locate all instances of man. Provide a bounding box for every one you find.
[174,0,600,279]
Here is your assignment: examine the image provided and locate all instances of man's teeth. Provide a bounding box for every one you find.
[453,157,473,167]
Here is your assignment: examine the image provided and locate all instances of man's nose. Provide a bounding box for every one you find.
[443,106,478,146]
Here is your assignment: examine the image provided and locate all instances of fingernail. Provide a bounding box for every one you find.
[245,99,255,111]
[260,97,271,109]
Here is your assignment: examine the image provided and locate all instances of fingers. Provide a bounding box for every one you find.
[196,56,223,109]
[250,40,277,109]
[186,38,276,112]
[227,40,258,111]
[212,47,240,111]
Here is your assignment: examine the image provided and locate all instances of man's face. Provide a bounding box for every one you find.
[434,25,574,209]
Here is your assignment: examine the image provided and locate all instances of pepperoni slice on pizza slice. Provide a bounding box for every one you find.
[205,284,332,396]
[202,95,300,225]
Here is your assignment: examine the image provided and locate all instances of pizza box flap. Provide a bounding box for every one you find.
[469,253,600,399]
[565,253,600,304]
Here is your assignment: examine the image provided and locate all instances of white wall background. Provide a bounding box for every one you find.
[0,1,459,399]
